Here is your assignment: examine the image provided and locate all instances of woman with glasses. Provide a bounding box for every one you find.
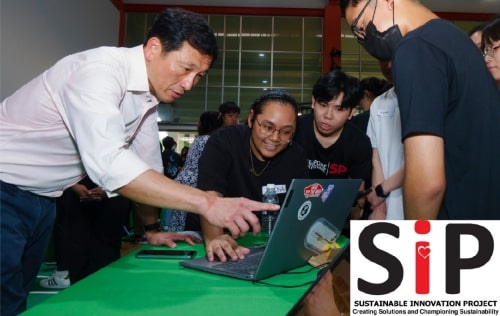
[189,89,308,262]
[482,16,500,89]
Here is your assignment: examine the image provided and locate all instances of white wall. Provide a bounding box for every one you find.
[0,0,120,100]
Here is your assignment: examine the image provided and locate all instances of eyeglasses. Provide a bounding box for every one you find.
[351,0,373,41]
[255,118,295,142]
[483,44,500,59]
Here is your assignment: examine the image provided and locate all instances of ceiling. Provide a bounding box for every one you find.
[122,0,500,14]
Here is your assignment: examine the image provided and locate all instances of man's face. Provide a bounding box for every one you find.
[345,0,395,42]
[144,38,213,103]
[223,112,240,126]
[470,31,482,50]
[484,40,500,83]
[312,93,354,138]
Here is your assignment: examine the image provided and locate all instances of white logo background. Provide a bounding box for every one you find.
[350,221,500,313]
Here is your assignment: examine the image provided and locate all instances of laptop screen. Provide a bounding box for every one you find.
[287,243,351,316]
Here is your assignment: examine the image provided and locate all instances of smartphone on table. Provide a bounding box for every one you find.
[135,249,197,259]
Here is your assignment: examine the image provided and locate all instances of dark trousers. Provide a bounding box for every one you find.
[0,181,56,316]
[53,186,130,284]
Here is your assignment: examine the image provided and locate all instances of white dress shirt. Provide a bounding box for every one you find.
[366,88,404,219]
[0,45,163,197]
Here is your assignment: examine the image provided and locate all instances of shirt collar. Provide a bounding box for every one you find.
[124,45,156,102]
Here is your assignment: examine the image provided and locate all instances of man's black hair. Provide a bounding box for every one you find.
[312,70,362,109]
[339,0,363,17]
[219,101,240,114]
[144,8,218,67]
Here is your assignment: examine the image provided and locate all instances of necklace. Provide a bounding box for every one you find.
[249,146,270,176]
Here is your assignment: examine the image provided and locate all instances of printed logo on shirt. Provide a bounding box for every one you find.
[328,163,348,175]
[307,159,348,176]
[308,159,329,175]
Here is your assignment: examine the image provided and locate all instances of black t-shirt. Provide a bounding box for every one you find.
[393,19,500,219]
[185,125,309,231]
[294,114,372,185]
[350,110,370,133]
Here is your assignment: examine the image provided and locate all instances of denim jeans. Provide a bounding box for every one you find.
[0,181,56,316]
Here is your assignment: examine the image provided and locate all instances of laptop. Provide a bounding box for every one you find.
[179,178,361,281]
[287,242,351,316]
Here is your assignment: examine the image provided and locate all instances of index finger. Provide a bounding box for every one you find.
[258,201,281,212]
[246,200,280,235]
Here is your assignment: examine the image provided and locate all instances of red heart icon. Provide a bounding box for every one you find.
[418,245,431,259]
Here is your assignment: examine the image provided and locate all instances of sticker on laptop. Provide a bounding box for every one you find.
[303,183,324,198]
[320,183,335,203]
[297,200,312,221]
[304,218,341,255]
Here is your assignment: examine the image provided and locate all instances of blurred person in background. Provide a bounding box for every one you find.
[164,111,224,232]
[219,101,240,126]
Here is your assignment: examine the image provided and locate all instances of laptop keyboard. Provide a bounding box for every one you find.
[212,251,263,275]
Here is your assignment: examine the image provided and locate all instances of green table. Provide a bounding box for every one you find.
[23,235,319,316]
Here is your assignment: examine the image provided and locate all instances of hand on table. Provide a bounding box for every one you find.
[204,234,250,262]
[145,231,202,248]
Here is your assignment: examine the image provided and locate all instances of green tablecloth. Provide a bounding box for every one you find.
[23,235,319,316]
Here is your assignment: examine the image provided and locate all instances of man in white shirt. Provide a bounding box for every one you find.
[0,8,278,315]
[366,61,404,220]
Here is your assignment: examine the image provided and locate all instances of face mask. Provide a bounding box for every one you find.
[360,20,403,61]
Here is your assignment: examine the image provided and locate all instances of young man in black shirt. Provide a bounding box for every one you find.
[295,70,372,222]
[340,0,500,219]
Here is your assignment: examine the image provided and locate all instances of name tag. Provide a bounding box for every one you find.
[377,109,394,117]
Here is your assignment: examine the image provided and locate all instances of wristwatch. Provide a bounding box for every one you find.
[375,184,390,198]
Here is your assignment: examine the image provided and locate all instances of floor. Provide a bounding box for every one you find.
[27,241,142,310]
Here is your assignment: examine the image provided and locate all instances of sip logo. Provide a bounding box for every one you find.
[350,221,500,302]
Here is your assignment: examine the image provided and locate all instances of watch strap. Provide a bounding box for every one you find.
[375,184,390,198]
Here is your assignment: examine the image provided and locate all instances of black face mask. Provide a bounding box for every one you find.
[359,21,403,61]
